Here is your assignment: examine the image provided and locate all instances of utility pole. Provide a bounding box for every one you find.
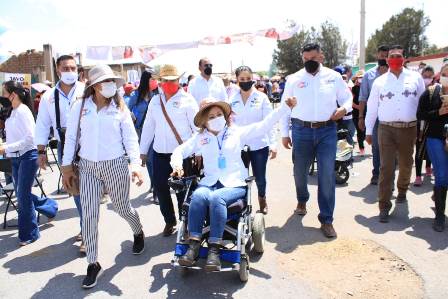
[43,44,55,83]
[359,0,366,70]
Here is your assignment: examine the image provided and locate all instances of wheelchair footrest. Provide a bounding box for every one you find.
[175,243,241,264]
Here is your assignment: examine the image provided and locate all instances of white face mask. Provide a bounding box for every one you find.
[99,82,117,98]
[423,78,433,86]
[440,76,448,87]
[60,72,78,85]
[207,116,226,132]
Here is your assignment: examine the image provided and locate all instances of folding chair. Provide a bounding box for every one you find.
[0,158,17,229]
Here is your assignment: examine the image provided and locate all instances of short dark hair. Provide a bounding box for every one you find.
[377,45,389,52]
[422,65,435,74]
[56,55,75,66]
[302,43,320,53]
[198,58,210,67]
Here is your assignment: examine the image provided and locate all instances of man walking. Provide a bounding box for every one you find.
[365,45,425,223]
[188,58,227,104]
[358,45,389,185]
[281,43,353,238]
[35,55,85,252]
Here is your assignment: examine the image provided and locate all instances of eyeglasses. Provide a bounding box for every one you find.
[204,64,213,68]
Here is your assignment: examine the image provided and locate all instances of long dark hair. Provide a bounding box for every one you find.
[136,70,152,103]
[3,80,34,115]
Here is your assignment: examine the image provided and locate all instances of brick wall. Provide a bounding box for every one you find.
[0,49,45,75]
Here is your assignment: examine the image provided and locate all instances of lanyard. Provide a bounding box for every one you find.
[216,127,228,154]
[56,83,76,103]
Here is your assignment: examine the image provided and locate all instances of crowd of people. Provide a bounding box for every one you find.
[0,43,447,288]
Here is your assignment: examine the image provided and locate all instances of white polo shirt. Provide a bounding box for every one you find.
[229,89,276,151]
[171,104,290,187]
[365,68,425,135]
[139,89,198,155]
[62,96,140,171]
[280,66,353,137]
[4,104,36,157]
[188,75,228,104]
[35,81,85,145]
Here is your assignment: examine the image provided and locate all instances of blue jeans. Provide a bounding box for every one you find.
[426,138,448,187]
[372,119,381,177]
[249,146,269,197]
[146,141,155,189]
[188,181,246,244]
[11,150,40,242]
[341,119,356,145]
[291,120,337,224]
[57,141,82,229]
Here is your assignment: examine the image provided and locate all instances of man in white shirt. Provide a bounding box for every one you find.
[188,58,228,104]
[366,45,425,223]
[34,55,85,252]
[281,43,353,238]
[140,64,199,236]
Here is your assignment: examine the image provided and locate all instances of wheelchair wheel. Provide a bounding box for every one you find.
[239,256,249,282]
[335,165,350,185]
[252,213,265,254]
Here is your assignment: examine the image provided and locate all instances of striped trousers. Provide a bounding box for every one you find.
[79,156,143,264]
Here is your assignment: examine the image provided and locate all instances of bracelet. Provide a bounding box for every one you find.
[38,150,46,155]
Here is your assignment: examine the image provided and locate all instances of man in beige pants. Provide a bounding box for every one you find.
[365,45,425,223]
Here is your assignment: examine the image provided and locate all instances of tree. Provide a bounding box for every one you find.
[366,8,430,61]
[317,21,348,68]
[272,22,347,75]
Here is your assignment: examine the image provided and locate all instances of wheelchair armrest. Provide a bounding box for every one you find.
[245,176,256,183]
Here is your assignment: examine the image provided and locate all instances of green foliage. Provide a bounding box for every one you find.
[272,22,347,76]
[366,8,431,61]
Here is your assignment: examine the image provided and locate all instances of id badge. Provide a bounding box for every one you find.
[218,155,227,169]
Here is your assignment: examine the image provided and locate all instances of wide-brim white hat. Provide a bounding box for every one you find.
[86,64,125,89]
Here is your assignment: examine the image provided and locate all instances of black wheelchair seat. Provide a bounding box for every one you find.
[227,199,247,214]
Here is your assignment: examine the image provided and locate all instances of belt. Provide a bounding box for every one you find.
[380,121,417,128]
[292,118,335,129]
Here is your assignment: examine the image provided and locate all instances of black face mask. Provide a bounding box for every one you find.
[204,67,212,76]
[239,81,254,92]
[304,60,319,73]
[377,59,388,67]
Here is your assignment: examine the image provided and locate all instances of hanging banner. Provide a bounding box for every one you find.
[139,41,199,64]
[1,72,32,90]
[217,33,255,45]
[112,46,134,60]
[86,46,111,60]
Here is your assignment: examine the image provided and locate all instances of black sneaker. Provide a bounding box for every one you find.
[133,232,145,255]
[82,262,102,289]
[379,210,389,223]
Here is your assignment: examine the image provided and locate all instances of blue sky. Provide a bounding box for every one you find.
[0,0,446,72]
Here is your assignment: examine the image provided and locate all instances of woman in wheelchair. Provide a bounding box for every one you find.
[170,96,296,271]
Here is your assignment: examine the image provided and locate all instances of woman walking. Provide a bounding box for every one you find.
[0,81,58,246]
[62,65,144,289]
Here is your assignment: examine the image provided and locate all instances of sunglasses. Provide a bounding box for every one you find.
[204,64,213,68]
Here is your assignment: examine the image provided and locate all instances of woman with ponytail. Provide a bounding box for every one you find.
[0,81,58,246]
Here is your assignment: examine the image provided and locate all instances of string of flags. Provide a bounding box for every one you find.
[85,25,300,63]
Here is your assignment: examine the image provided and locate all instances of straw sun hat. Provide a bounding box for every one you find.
[86,64,125,89]
[194,98,232,128]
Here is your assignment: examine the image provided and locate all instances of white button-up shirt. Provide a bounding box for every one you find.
[4,104,36,157]
[139,89,198,155]
[280,66,353,137]
[35,81,85,145]
[229,90,276,151]
[62,96,140,171]
[188,75,228,104]
[365,68,425,135]
[171,104,290,187]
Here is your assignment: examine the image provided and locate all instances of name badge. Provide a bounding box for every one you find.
[218,155,227,169]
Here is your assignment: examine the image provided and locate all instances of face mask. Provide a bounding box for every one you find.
[161,81,179,95]
[387,57,404,71]
[99,82,117,98]
[357,78,363,84]
[304,60,319,74]
[423,78,433,87]
[60,72,78,85]
[377,59,388,67]
[440,76,448,87]
[204,67,212,76]
[239,81,254,92]
[149,79,158,91]
[207,116,226,132]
